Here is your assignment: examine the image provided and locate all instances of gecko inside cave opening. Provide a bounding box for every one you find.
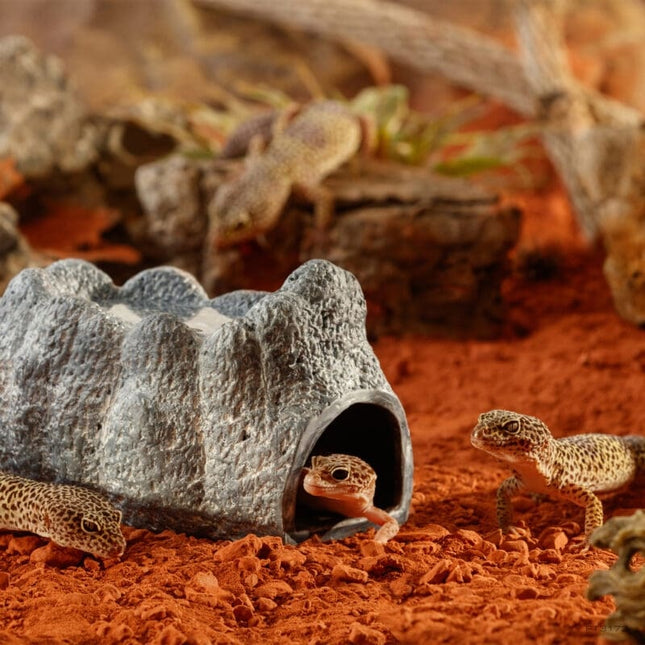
[289,402,404,542]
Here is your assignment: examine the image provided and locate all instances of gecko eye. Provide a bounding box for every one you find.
[331,467,350,481]
[81,518,101,534]
[503,420,520,433]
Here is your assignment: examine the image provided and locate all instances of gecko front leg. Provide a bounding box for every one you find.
[496,475,524,533]
[363,504,399,544]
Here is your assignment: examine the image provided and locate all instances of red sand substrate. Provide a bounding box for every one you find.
[1,195,644,644]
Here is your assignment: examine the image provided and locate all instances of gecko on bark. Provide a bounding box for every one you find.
[209,100,363,247]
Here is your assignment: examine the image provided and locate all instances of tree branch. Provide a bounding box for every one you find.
[193,0,536,115]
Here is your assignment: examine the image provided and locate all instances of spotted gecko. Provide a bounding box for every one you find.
[209,100,362,247]
[471,409,645,539]
[302,453,399,544]
[0,471,126,558]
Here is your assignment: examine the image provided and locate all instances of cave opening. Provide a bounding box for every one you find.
[283,393,411,543]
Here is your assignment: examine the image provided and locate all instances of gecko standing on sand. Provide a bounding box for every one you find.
[209,100,362,247]
[302,454,399,544]
[0,472,126,558]
[471,410,645,539]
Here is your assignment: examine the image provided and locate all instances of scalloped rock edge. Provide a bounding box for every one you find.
[0,258,411,541]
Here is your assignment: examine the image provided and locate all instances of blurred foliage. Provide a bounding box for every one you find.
[350,85,541,179]
[350,85,476,165]
[434,123,542,179]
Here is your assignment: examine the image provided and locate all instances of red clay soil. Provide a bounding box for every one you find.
[1,194,644,645]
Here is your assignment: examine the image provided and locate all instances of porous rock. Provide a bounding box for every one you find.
[134,155,216,254]
[0,36,99,178]
[587,510,645,642]
[0,259,411,541]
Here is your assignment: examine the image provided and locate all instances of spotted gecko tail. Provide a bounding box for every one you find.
[623,436,645,472]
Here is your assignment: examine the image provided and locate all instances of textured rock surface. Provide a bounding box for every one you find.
[0,258,411,541]
[316,165,521,336]
[0,36,99,177]
[135,155,218,255]
[587,510,645,642]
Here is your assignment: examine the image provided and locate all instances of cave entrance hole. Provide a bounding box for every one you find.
[283,390,412,543]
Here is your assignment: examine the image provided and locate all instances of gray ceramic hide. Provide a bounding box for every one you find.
[0,259,412,542]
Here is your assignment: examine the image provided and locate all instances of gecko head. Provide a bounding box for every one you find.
[42,485,126,559]
[471,409,552,463]
[209,167,290,248]
[209,179,257,247]
[303,454,376,510]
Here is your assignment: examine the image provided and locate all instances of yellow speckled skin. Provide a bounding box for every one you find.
[0,471,125,558]
[210,101,362,247]
[303,454,399,544]
[471,410,645,538]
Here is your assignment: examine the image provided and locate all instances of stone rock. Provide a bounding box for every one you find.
[0,36,99,178]
[0,202,21,257]
[587,510,645,642]
[135,155,216,254]
[314,166,521,336]
[0,258,412,542]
